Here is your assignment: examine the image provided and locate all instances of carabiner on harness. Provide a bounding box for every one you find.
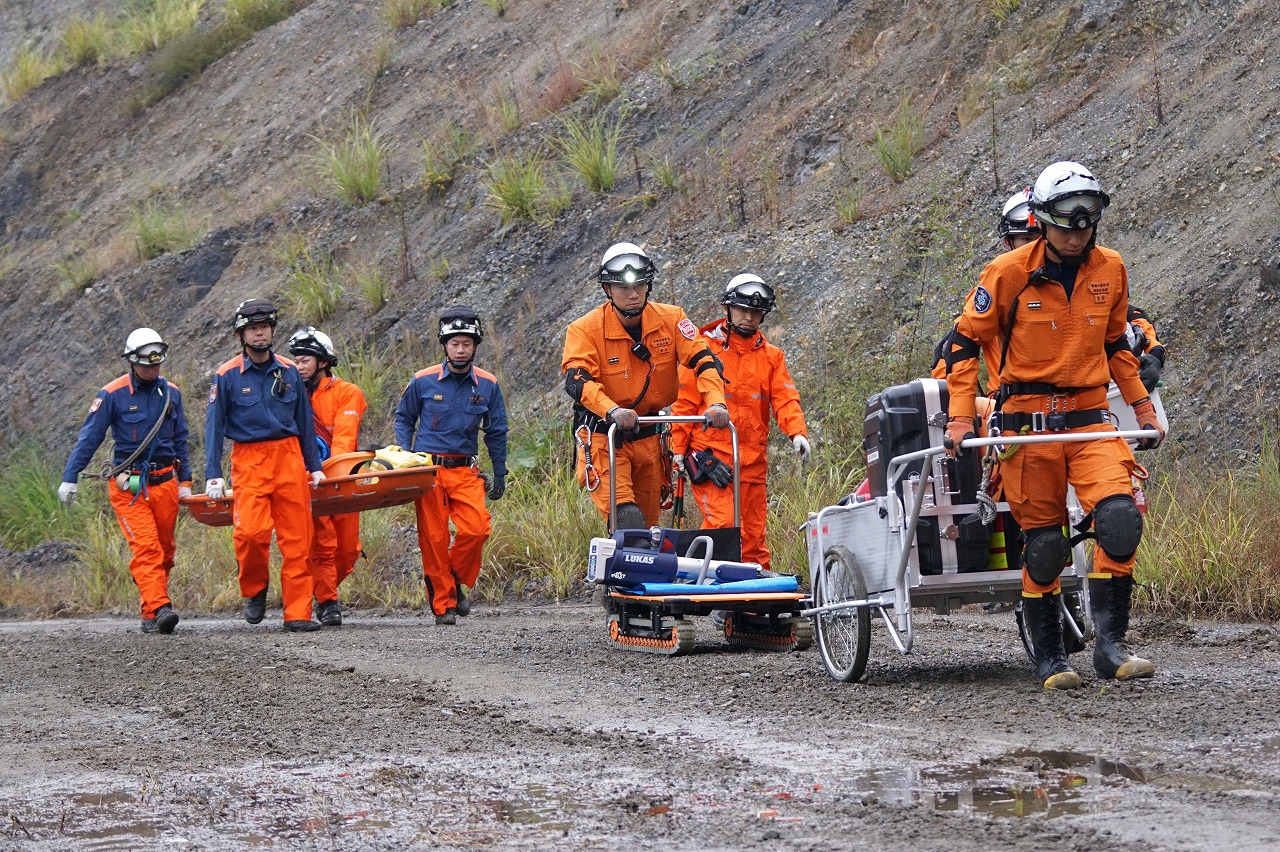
[574,425,601,493]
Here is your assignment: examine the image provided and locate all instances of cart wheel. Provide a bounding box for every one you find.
[814,545,871,683]
[1015,592,1087,662]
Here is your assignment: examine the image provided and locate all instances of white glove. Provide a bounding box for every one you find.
[177,485,193,500]
[310,470,325,487]
[58,482,78,504]
[672,454,685,474]
[206,478,225,499]
[792,435,812,463]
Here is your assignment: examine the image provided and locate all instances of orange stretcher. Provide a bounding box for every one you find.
[181,451,438,527]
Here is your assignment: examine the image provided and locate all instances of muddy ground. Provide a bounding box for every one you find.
[1,603,1278,851]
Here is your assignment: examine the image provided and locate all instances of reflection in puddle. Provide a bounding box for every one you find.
[839,749,1146,818]
[484,782,574,830]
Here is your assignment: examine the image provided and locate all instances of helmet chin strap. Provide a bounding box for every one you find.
[448,357,473,371]
[1043,227,1098,268]
[726,316,757,337]
[605,283,650,319]
[246,342,272,353]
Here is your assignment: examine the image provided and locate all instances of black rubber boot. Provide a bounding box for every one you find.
[454,583,471,617]
[1090,574,1154,680]
[1022,594,1082,690]
[243,587,268,624]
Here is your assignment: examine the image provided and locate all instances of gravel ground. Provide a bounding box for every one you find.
[1,603,1278,850]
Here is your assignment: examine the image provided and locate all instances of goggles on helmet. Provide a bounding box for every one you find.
[724,281,775,312]
[439,316,482,344]
[1037,190,1108,230]
[599,253,655,286]
[127,344,168,365]
[288,327,333,361]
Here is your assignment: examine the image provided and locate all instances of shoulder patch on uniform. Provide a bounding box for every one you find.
[89,398,102,414]
[207,386,217,404]
[973,286,992,314]
[677,318,697,340]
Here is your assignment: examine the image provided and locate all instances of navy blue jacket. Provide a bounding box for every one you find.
[63,372,191,483]
[394,363,508,476]
[205,353,320,480]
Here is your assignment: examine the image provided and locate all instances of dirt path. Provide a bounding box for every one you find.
[1,604,1278,850]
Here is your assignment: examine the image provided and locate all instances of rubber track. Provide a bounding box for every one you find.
[724,616,814,652]
[608,616,695,656]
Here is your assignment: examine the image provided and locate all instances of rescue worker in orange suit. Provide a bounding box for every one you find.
[289,326,367,628]
[60,328,191,634]
[1126,305,1166,392]
[562,242,730,530]
[930,188,1038,386]
[394,306,508,626]
[943,161,1165,690]
[670,274,808,571]
[206,299,325,633]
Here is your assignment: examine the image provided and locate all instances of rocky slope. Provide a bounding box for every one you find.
[1,0,1278,458]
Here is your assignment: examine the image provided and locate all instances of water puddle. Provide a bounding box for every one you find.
[836,748,1145,818]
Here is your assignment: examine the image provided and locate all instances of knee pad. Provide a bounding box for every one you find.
[1024,526,1069,586]
[1093,493,1143,561]
[616,502,647,531]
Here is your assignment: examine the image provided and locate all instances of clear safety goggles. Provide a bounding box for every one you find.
[600,254,654,285]
[1039,191,1107,230]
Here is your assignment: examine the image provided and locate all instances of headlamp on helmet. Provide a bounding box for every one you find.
[1031,161,1110,231]
[287,327,337,366]
[438,306,483,346]
[722,274,776,314]
[233,298,279,332]
[123,327,168,365]
[598,242,655,287]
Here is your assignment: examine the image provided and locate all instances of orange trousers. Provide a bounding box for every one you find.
[689,466,771,570]
[107,476,178,619]
[310,512,360,603]
[999,423,1136,594]
[414,466,491,616]
[230,437,315,622]
[575,432,664,526]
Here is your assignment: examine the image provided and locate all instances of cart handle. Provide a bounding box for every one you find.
[606,417,740,533]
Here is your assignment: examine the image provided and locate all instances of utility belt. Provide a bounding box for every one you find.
[572,406,659,444]
[431,455,476,469]
[996,408,1109,433]
[115,463,175,485]
[998,382,1103,399]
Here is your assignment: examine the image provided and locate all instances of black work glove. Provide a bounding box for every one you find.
[687,449,733,488]
[487,472,506,501]
[1137,353,1162,392]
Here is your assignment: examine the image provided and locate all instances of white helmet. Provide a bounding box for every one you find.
[598,242,656,286]
[287,326,337,365]
[1031,161,1110,230]
[722,273,776,314]
[123,328,168,365]
[997,189,1037,240]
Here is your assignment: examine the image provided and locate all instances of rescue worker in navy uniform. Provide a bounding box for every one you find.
[561,242,730,530]
[206,299,325,633]
[943,161,1165,690]
[60,328,192,634]
[395,306,508,625]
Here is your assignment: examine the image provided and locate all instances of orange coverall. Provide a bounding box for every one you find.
[671,320,806,571]
[562,301,727,525]
[307,375,367,603]
[946,240,1148,594]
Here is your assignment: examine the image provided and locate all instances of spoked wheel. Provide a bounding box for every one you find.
[1015,591,1088,662]
[814,545,871,683]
